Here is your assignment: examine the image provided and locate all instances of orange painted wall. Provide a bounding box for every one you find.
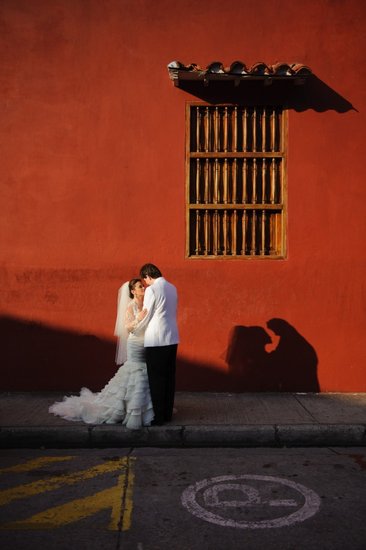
[1,0,365,392]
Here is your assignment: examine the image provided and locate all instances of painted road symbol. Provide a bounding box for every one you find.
[181,474,321,529]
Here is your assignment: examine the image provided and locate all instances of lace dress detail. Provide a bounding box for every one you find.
[49,301,154,429]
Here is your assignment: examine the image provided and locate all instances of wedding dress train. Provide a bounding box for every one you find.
[49,298,154,430]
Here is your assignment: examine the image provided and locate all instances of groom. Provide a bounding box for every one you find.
[140,263,179,425]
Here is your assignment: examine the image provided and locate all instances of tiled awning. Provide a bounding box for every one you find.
[167,60,312,87]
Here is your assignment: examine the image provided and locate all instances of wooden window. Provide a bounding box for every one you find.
[186,104,287,258]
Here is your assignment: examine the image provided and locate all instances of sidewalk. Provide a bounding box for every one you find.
[0,392,365,448]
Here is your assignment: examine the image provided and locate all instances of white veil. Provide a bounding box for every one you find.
[114,281,130,365]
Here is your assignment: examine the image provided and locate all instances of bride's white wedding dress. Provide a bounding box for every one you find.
[49,300,154,430]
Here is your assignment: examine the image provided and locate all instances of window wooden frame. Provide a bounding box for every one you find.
[185,103,288,259]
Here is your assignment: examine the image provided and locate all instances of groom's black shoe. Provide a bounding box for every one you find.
[150,419,164,426]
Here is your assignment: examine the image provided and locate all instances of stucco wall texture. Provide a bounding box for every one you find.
[1,0,365,392]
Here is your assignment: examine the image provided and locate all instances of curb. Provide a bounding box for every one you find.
[1,424,365,449]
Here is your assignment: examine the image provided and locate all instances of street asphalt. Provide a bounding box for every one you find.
[0,391,365,448]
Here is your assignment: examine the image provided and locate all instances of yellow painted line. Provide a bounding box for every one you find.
[0,458,128,507]
[1,457,136,531]
[120,456,135,531]
[0,456,74,475]
[109,470,128,531]
[1,483,124,530]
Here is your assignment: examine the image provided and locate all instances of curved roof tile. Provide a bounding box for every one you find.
[249,62,271,75]
[167,60,312,84]
[271,62,293,76]
[207,61,226,74]
[229,61,248,75]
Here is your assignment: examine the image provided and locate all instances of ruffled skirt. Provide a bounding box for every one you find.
[49,336,154,430]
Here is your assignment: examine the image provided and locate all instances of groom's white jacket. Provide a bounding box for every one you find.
[140,277,179,347]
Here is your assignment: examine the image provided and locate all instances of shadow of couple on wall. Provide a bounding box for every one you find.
[225,318,320,392]
[1,314,319,393]
[176,318,320,392]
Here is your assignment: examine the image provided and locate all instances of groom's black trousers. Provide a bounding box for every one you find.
[145,344,178,423]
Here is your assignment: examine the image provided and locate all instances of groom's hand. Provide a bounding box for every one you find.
[137,308,148,321]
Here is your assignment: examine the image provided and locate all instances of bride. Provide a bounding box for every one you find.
[49,278,154,429]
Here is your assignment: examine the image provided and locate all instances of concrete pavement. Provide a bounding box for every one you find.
[0,391,365,448]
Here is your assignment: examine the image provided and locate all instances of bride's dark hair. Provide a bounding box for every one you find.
[129,278,142,298]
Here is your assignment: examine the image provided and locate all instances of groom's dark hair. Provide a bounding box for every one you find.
[140,263,162,279]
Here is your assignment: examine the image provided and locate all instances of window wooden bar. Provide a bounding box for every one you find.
[242,159,248,203]
[223,210,228,254]
[241,210,247,255]
[261,108,266,153]
[196,107,201,152]
[231,210,237,255]
[242,108,248,152]
[195,159,200,203]
[233,107,238,152]
[270,213,275,255]
[275,214,280,254]
[187,104,287,258]
[204,159,209,203]
[251,210,257,254]
[277,159,282,203]
[232,158,237,204]
[213,159,219,203]
[252,109,257,152]
[213,210,218,255]
[252,158,257,204]
[261,210,266,255]
[223,159,228,203]
[204,210,209,255]
[195,210,200,255]
[223,107,228,152]
[271,109,276,152]
[270,158,276,204]
[214,107,219,152]
[261,159,266,204]
[279,110,283,151]
[204,107,209,152]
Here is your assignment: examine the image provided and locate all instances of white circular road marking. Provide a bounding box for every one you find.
[181,474,321,529]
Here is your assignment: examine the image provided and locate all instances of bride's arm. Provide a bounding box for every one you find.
[125,304,138,333]
[125,303,148,334]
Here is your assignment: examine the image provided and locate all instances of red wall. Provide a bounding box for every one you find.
[1,0,365,392]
